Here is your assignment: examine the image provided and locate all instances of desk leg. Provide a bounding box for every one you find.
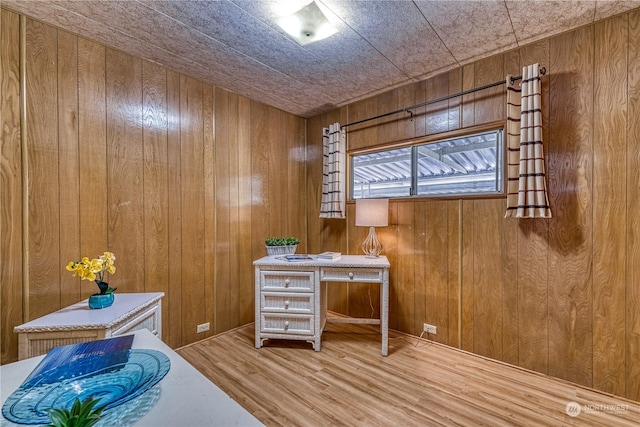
[322,281,328,332]
[315,274,325,351]
[381,270,389,356]
[255,267,262,349]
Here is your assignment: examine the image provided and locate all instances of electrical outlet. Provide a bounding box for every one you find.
[423,323,437,335]
[196,322,210,333]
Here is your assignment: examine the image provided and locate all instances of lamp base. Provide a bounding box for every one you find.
[361,226,383,258]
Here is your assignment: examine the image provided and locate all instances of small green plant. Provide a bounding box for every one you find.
[47,396,105,427]
[265,237,300,246]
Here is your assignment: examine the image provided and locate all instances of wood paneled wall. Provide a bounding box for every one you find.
[2,6,640,404]
[0,10,306,363]
[307,11,640,402]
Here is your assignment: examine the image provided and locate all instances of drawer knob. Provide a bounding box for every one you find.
[284,279,290,287]
[348,272,354,279]
[284,300,290,308]
[284,321,289,328]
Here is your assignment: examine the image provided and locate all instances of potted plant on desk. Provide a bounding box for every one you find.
[265,237,300,256]
[66,252,117,309]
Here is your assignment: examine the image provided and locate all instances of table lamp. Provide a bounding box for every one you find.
[355,198,389,258]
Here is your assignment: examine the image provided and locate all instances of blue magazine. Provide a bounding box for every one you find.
[21,335,134,388]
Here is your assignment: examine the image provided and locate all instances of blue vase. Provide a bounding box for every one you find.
[88,293,115,309]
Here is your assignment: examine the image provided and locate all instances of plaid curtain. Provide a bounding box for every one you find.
[320,123,346,219]
[505,64,552,218]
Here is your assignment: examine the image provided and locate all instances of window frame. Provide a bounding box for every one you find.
[348,121,506,201]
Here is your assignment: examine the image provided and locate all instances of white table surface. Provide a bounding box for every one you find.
[253,254,391,268]
[13,293,164,331]
[1,329,263,427]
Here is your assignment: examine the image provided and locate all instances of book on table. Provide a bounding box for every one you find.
[317,251,341,260]
[22,335,134,388]
[277,254,314,262]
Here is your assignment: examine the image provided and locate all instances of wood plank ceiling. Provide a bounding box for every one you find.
[4,0,640,117]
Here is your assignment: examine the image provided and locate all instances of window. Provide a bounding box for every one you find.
[350,128,504,199]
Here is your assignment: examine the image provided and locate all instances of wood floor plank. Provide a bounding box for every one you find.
[177,321,640,427]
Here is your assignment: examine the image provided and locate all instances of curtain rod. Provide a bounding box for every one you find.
[342,66,546,129]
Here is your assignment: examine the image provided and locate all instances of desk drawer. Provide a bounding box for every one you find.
[320,267,383,282]
[261,292,313,313]
[260,313,314,335]
[261,270,314,291]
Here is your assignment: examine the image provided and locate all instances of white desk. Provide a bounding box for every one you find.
[254,255,390,356]
[0,329,263,426]
[14,293,163,360]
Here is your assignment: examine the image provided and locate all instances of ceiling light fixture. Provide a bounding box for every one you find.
[277,1,337,46]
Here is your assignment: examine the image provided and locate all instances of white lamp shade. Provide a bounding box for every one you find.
[355,199,389,227]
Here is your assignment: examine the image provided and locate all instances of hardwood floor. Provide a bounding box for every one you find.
[177,321,640,426]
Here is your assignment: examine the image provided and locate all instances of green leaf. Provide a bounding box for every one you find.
[47,396,104,427]
[265,237,300,246]
[76,397,97,419]
[46,408,70,427]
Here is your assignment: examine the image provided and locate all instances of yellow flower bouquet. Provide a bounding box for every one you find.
[66,252,117,295]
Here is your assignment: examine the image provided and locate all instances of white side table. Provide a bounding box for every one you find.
[14,292,163,360]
